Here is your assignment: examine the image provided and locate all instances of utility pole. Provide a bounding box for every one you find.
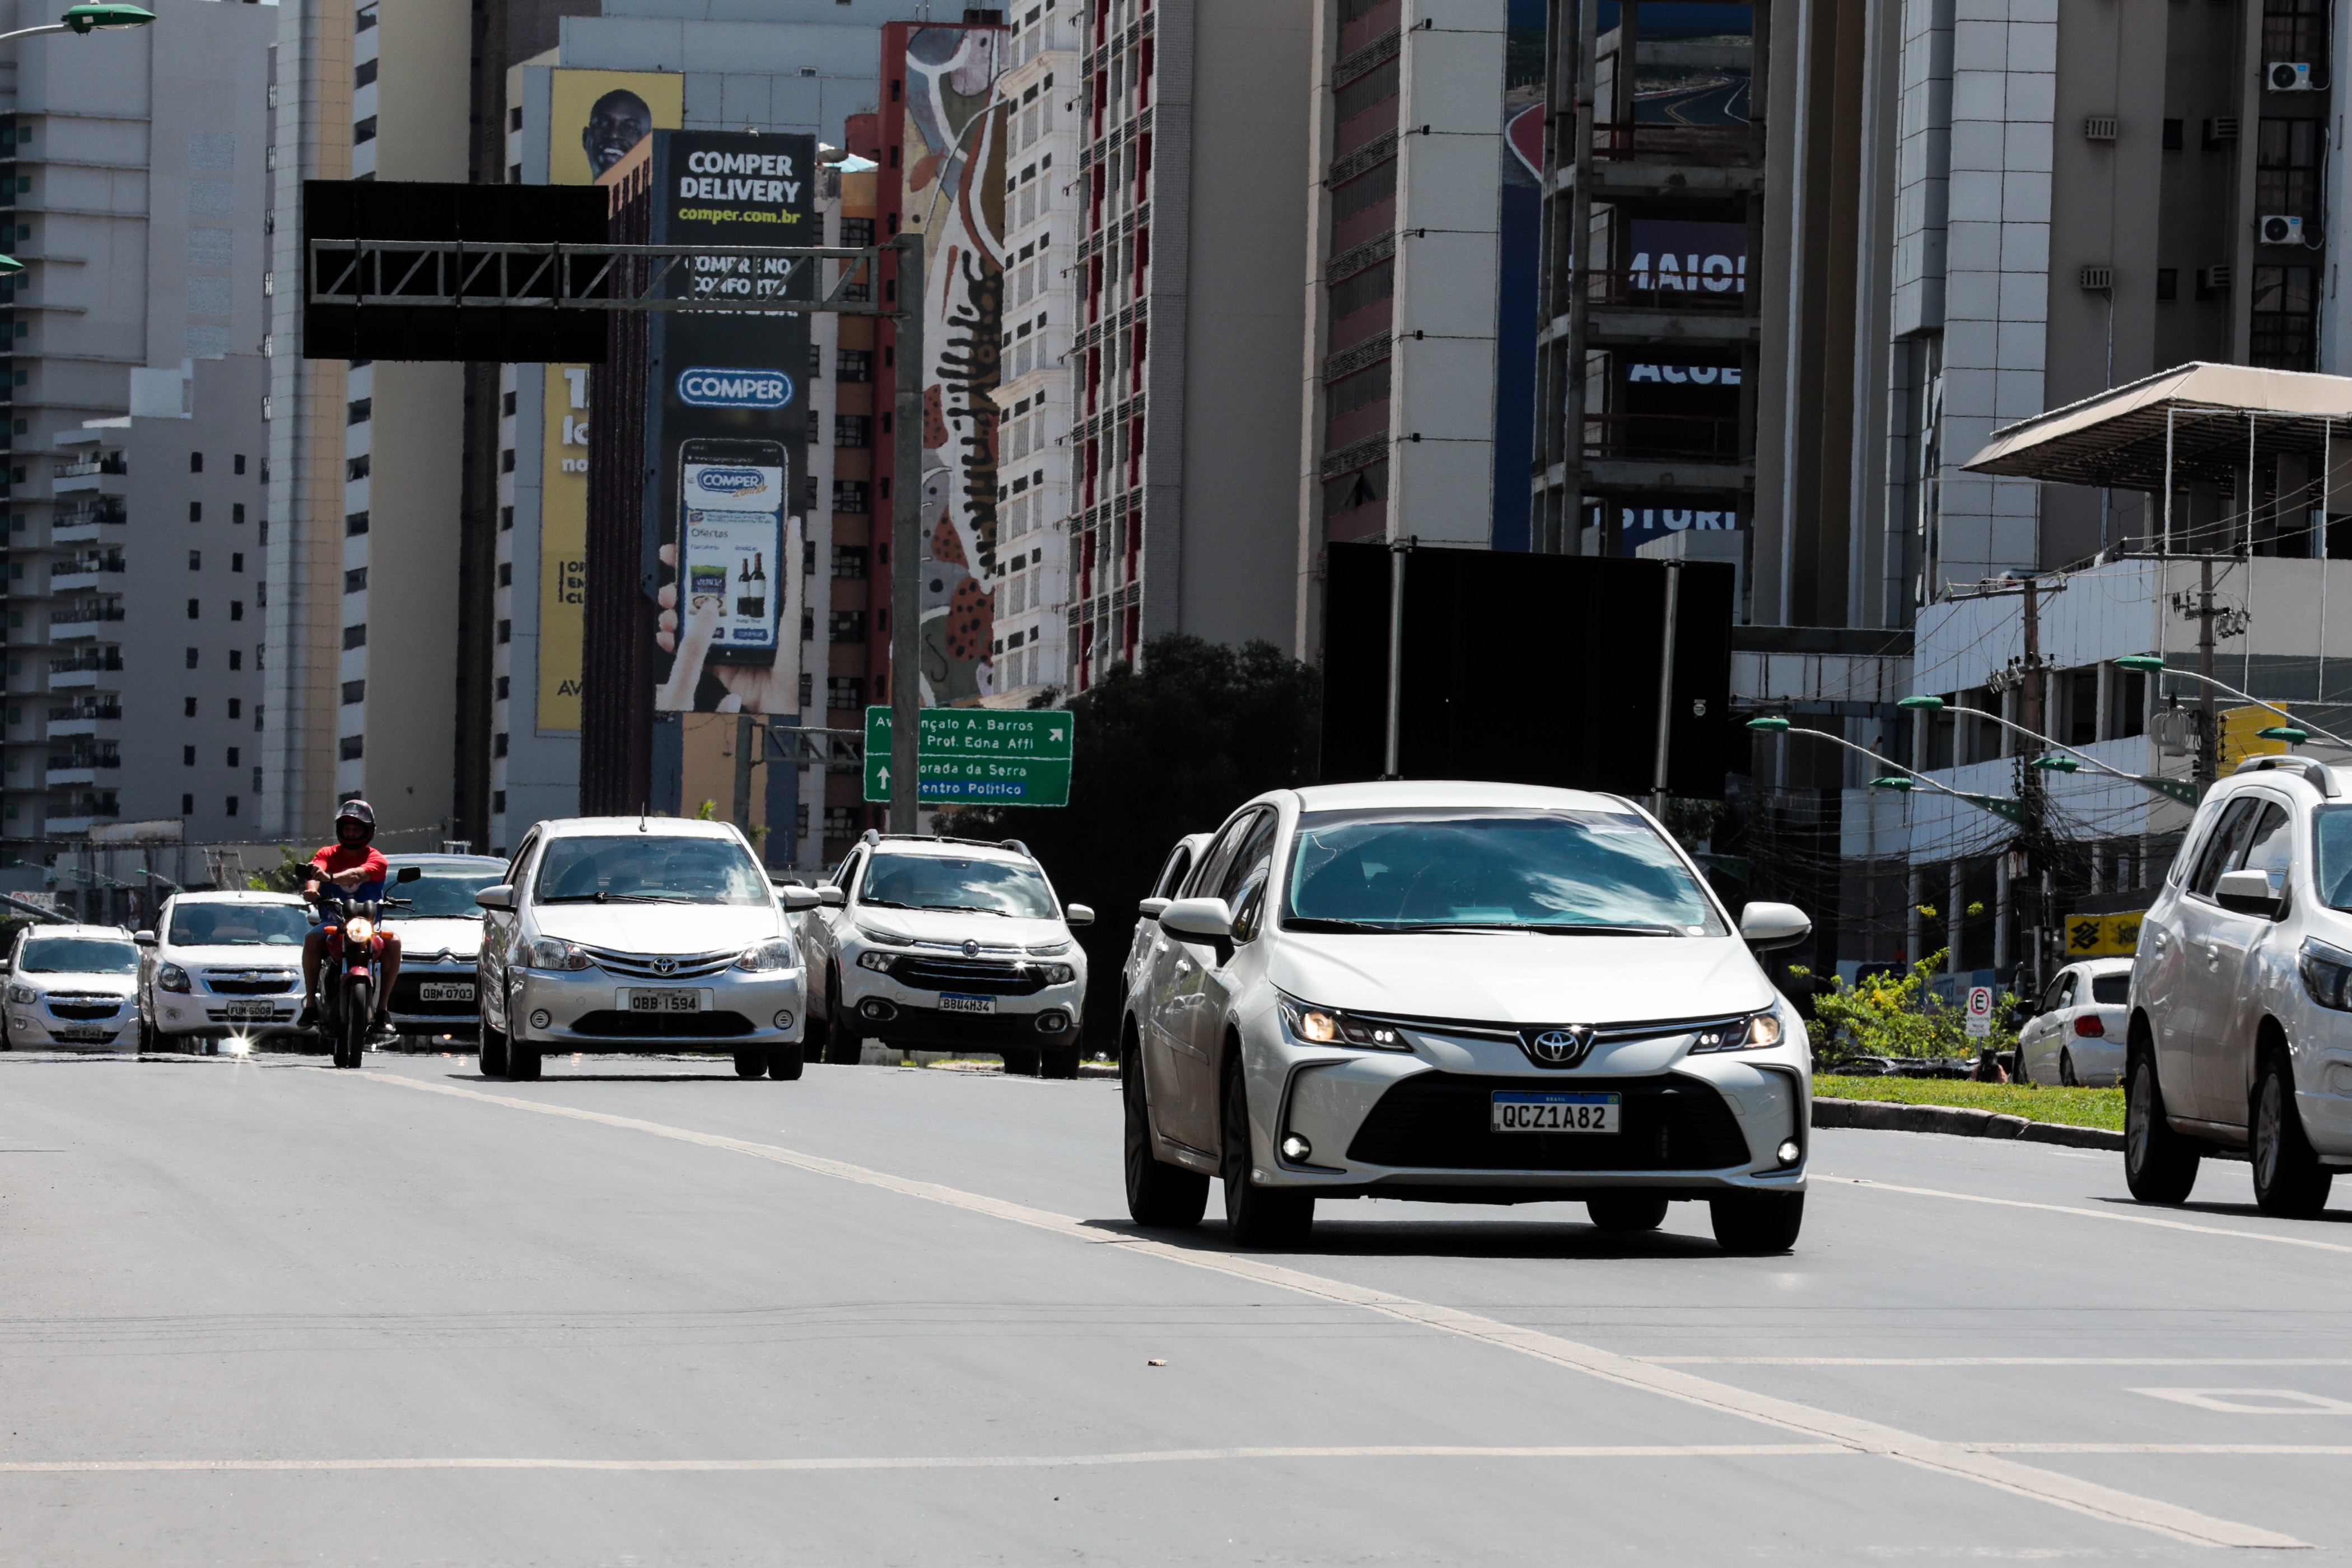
[2195,557,2219,789]
[2018,575,2046,998]
[888,236,926,835]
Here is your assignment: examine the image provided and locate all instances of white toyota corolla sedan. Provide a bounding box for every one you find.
[1122,781,1814,1252]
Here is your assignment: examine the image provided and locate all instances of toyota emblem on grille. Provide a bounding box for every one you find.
[962,939,981,958]
[654,957,678,976]
[1519,1025,1595,1066]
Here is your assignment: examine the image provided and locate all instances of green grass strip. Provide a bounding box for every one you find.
[1813,1075,2125,1133]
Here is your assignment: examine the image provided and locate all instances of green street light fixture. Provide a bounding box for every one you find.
[2260,726,2311,746]
[1745,715,1792,733]
[2120,653,2352,751]
[1746,712,2023,823]
[2032,754,2082,772]
[2115,654,2167,675]
[0,4,152,45]
[1897,694,1945,712]
[1870,776,1915,791]
[1886,675,2200,805]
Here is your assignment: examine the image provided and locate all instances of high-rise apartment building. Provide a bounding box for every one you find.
[0,0,273,883]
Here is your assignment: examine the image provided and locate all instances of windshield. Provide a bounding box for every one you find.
[2092,974,2130,1005]
[534,836,771,905]
[166,903,309,947]
[2318,807,2352,910]
[1282,808,1728,935]
[385,865,503,920]
[859,853,1058,918]
[18,936,137,975]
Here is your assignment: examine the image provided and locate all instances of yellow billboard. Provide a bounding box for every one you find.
[548,69,683,187]
[2063,911,2142,958]
[2220,704,2292,771]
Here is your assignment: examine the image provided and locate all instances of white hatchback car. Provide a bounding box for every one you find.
[1122,781,1814,1252]
[475,816,818,1082]
[137,891,312,1048]
[802,832,1093,1076]
[1,923,140,1051]
[2127,754,2352,1216]
[2014,956,2132,1086]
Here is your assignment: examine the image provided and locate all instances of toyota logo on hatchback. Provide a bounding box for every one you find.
[654,957,678,976]
[1518,1024,1595,1067]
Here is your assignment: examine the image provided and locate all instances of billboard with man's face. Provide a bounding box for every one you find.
[548,69,683,186]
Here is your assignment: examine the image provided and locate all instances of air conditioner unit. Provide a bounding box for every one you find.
[2261,214,2307,245]
[2082,115,2119,141]
[2199,264,2234,295]
[2269,61,2316,91]
[2079,265,2114,290]
[2204,116,2240,146]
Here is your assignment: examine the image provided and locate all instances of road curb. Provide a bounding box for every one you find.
[1813,1096,2124,1151]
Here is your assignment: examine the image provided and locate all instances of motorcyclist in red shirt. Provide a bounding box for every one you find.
[296,799,403,1033]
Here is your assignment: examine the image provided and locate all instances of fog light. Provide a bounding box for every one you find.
[773,1010,794,1030]
[1035,1009,1070,1034]
[861,998,895,1021]
[1776,1138,1802,1166]
[1280,1133,1312,1162]
[529,1009,552,1030]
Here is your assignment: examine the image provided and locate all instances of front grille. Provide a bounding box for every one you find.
[48,1001,122,1021]
[569,1009,755,1039]
[885,955,1047,996]
[1346,1072,1753,1172]
[390,973,478,1016]
[204,970,298,996]
[580,944,740,981]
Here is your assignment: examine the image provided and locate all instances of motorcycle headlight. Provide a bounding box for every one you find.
[1277,993,1409,1050]
[157,963,190,994]
[6,983,34,1005]
[857,950,897,973]
[1689,1012,1784,1053]
[736,939,799,973]
[527,937,592,972]
[2302,939,2352,1011]
[344,916,375,945]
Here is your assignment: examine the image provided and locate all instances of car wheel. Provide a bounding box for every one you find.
[1123,1031,1207,1228]
[769,1039,804,1080]
[2059,1047,2080,1088]
[1041,1039,1082,1079]
[1221,1050,1313,1248]
[1001,1047,1041,1077]
[822,969,862,1065]
[1587,1194,1669,1231]
[479,1021,509,1078]
[2124,1051,2200,1203]
[2252,1053,2334,1218]
[506,1018,542,1082]
[1709,1192,1804,1254]
[733,1048,767,1079]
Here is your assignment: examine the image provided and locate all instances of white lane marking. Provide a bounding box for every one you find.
[2132,1389,2352,1416]
[1828,1177,2352,1258]
[0,1444,1853,1474]
[1648,1358,2352,1368]
[1975,1445,2352,1455]
[356,1071,2310,1551]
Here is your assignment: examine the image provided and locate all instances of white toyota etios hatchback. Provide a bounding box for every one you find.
[1122,781,1814,1252]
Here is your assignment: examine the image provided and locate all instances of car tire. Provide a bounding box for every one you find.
[1001,1047,1041,1077]
[1221,1051,1313,1249]
[733,1048,767,1079]
[769,1039,804,1080]
[1709,1192,1804,1254]
[2252,1053,2333,1218]
[2059,1047,2080,1088]
[822,970,862,1066]
[507,1025,543,1082]
[479,1021,509,1078]
[1587,1194,1669,1231]
[1042,1039,1082,1079]
[1123,1033,1207,1229]
[2124,1050,2200,1203]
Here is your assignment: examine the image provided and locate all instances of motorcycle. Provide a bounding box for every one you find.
[316,867,418,1069]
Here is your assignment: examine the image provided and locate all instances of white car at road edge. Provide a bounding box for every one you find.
[2014,956,2131,1086]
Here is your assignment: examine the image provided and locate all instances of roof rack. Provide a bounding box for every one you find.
[858,829,1034,855]
[2231,754,2339,797]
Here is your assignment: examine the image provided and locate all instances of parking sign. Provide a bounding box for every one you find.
[1966,986,1994,1038]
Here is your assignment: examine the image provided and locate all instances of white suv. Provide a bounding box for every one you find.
[136,891,312,1049]
[2127,754,2352,1216]
[803,832,1093,1077]
[1122,781,1815,1252]
[1,923,139,1051]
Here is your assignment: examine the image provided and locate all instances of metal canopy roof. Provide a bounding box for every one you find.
[1961,362,2352,491]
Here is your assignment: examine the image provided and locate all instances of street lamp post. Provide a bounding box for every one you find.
[1892,693,2200,806]
[2113,654,2352,763]
[0,5,154,44]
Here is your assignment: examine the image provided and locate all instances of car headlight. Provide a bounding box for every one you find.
[1039,962,1075,984]
[1027,941,1071,956]
[1688,1012,1784,1052]
[1277,993,1410,1050]
[157,963,190,994]
[857,950,897,973]
[344,915,375,945]
[856,923,911,946]
[6,983,34,1005]
[736,939,798,973]
[2302,939,2352,1011]
[526,937,592,972]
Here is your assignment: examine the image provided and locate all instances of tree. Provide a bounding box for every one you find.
[958,635,1321,1047]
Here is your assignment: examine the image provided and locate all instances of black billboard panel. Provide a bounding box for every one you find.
[1321,543,1734,799]
[301,180,610,362]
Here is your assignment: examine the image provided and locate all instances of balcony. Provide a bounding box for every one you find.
[49,650,123,689]
[1565,120,1762,198]
[50,556,124,593]
[52,453,128,496]
[52,499,125,544]
[45,796,122,835]
[45,702,122,740]
[50,599,126,638]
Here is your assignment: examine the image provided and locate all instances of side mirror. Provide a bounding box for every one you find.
[395,865,422,883]
[1159,896,1236,964]
[2215,867,2286,918]
[1138,896,1171,920]
[778,886,822,912]
[1740,901,1812,951]
[816,884,846,908]
[132,931,156,947]
[474,884,516,912]
[1065,903,1094,927]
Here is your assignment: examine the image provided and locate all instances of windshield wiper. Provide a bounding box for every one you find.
[1282,917,1412,932]
[1517,922,1682,937]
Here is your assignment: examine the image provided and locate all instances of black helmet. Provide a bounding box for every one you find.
[334,798,376,841]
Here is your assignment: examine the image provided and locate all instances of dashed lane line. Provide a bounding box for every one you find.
[354,1071,2311,1551]
[1827,1176,2352,1257]
[1648,1357,2352,1367]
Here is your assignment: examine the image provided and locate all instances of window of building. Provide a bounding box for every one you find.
[2257,116,2324,223]
[834,415,872,449]
[2252,264,2320,371]
[836,348,873,382]
[232,503,245,525]
[189,451,203,474]
[346,454,369,482]
[2157,268,2178,302]
[493,790,507,813]
[829,610,866,643]
[226,796,239,818]
[226,747,239,768]
[502,390,516,416]
[188,502,202,522]
[227,698,240,719]
[228,650,241,670]
[343,624,366,650]
[833,479,871,515]
[827,675,866,710]
[832,544,869,577]
[347,398,371,425]
[355,3,376,29]
[495,675,509,700]
[233,454,246,474]
[181,792,193,814]
[355,58,377,88]
[354,116,377,144]
[497,561,511,587]
[188,550,202,571]
[183,745,195,766]
[186,599,200,620]
[183,697,197,717]
[344,567,368,594]
[228,601,242,622]
[342,679,365,705]
[185,647,199,669]
[496,619,511,644]
[493,732,508,758]
[339,734,363,760]
[500,506,513,531]
[232,552,244,572]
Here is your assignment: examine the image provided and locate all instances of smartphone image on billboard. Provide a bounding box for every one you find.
[678,438,787,666]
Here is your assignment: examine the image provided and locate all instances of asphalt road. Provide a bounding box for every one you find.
[5,1048,2351,1566]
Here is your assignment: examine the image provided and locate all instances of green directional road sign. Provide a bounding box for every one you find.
[863,706,1074,807]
